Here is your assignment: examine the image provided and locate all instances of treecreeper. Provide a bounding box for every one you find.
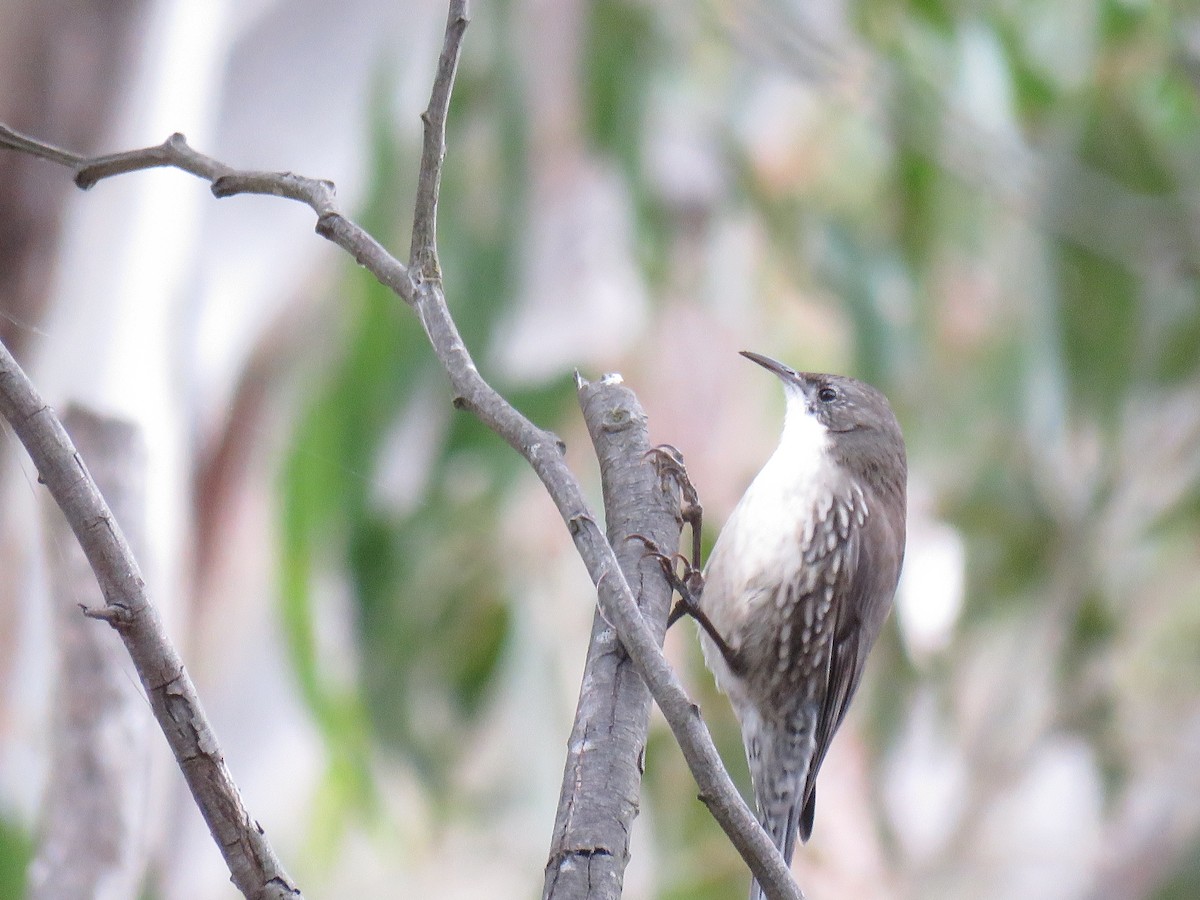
[659,350,907,900]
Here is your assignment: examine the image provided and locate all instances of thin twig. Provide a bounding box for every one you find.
[0,1,801,894]
[410,0,469,277]
[0,125,82,168]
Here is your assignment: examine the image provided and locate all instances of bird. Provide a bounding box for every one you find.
[666,351,906,899]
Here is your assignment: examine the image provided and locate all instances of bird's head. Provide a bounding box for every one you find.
[740,350,906,487]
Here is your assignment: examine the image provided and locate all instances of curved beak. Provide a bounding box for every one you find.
[739,350,797,383]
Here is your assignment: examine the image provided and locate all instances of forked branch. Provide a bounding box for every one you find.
[0,1,800,896]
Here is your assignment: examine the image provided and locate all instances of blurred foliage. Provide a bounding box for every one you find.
[1157,837,1200,898]
[583,0,660,170]
[277,0,1200,894]
[0,815,28,899]
[583,0,679,286]
[278,16,578,857]
[677,0,1199,894]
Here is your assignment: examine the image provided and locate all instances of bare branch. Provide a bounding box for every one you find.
[0,1,801,893]
[402,185,805,900]
[74,133,228,188]
[0,124,82,168]
[542,376,682,900]
[410,0,469,277]
[0,345,301,900]
[0,123,404,300]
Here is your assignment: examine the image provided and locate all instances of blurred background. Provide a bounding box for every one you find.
[1,0,1199,897]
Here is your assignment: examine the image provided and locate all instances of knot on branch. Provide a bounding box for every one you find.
[81,602,132,629]
[602,406,634,433]
[567,512,595,536]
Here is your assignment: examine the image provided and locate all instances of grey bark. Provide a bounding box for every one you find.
[542,377,683,899]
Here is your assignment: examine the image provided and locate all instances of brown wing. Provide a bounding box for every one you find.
[797,488,904,841]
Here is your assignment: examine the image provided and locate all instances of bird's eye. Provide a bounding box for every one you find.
[818,386,837,403]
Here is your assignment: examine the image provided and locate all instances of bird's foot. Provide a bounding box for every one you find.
[628,532,700,609]
[646,444,704,575]
[627,533,704,626]
[626,534,738,672]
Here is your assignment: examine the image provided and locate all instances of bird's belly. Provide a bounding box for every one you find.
[699,456,836,695]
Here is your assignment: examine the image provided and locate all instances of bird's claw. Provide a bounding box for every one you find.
[627,533,685,574]
[626,532,659,552]
[645,443,685,472]
[627,532,704,630]
[645,444,704,575]
[646,444,701,514]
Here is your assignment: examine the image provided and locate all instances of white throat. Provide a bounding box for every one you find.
[728,390,834,529]
[697,386,835,666]
[774,389,831,483]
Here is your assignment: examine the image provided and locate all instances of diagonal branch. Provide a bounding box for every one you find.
[0,342,301,900]
[0,1,801,895]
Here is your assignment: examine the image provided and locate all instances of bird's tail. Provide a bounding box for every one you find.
[743,711,815,900]
[747,793,806,900]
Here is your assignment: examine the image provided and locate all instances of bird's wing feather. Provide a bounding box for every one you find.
[799,490,901,834]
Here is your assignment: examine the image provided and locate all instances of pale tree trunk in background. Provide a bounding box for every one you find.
[0,0,150,359]
[29,406,155,900]
[0,0,151,776]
